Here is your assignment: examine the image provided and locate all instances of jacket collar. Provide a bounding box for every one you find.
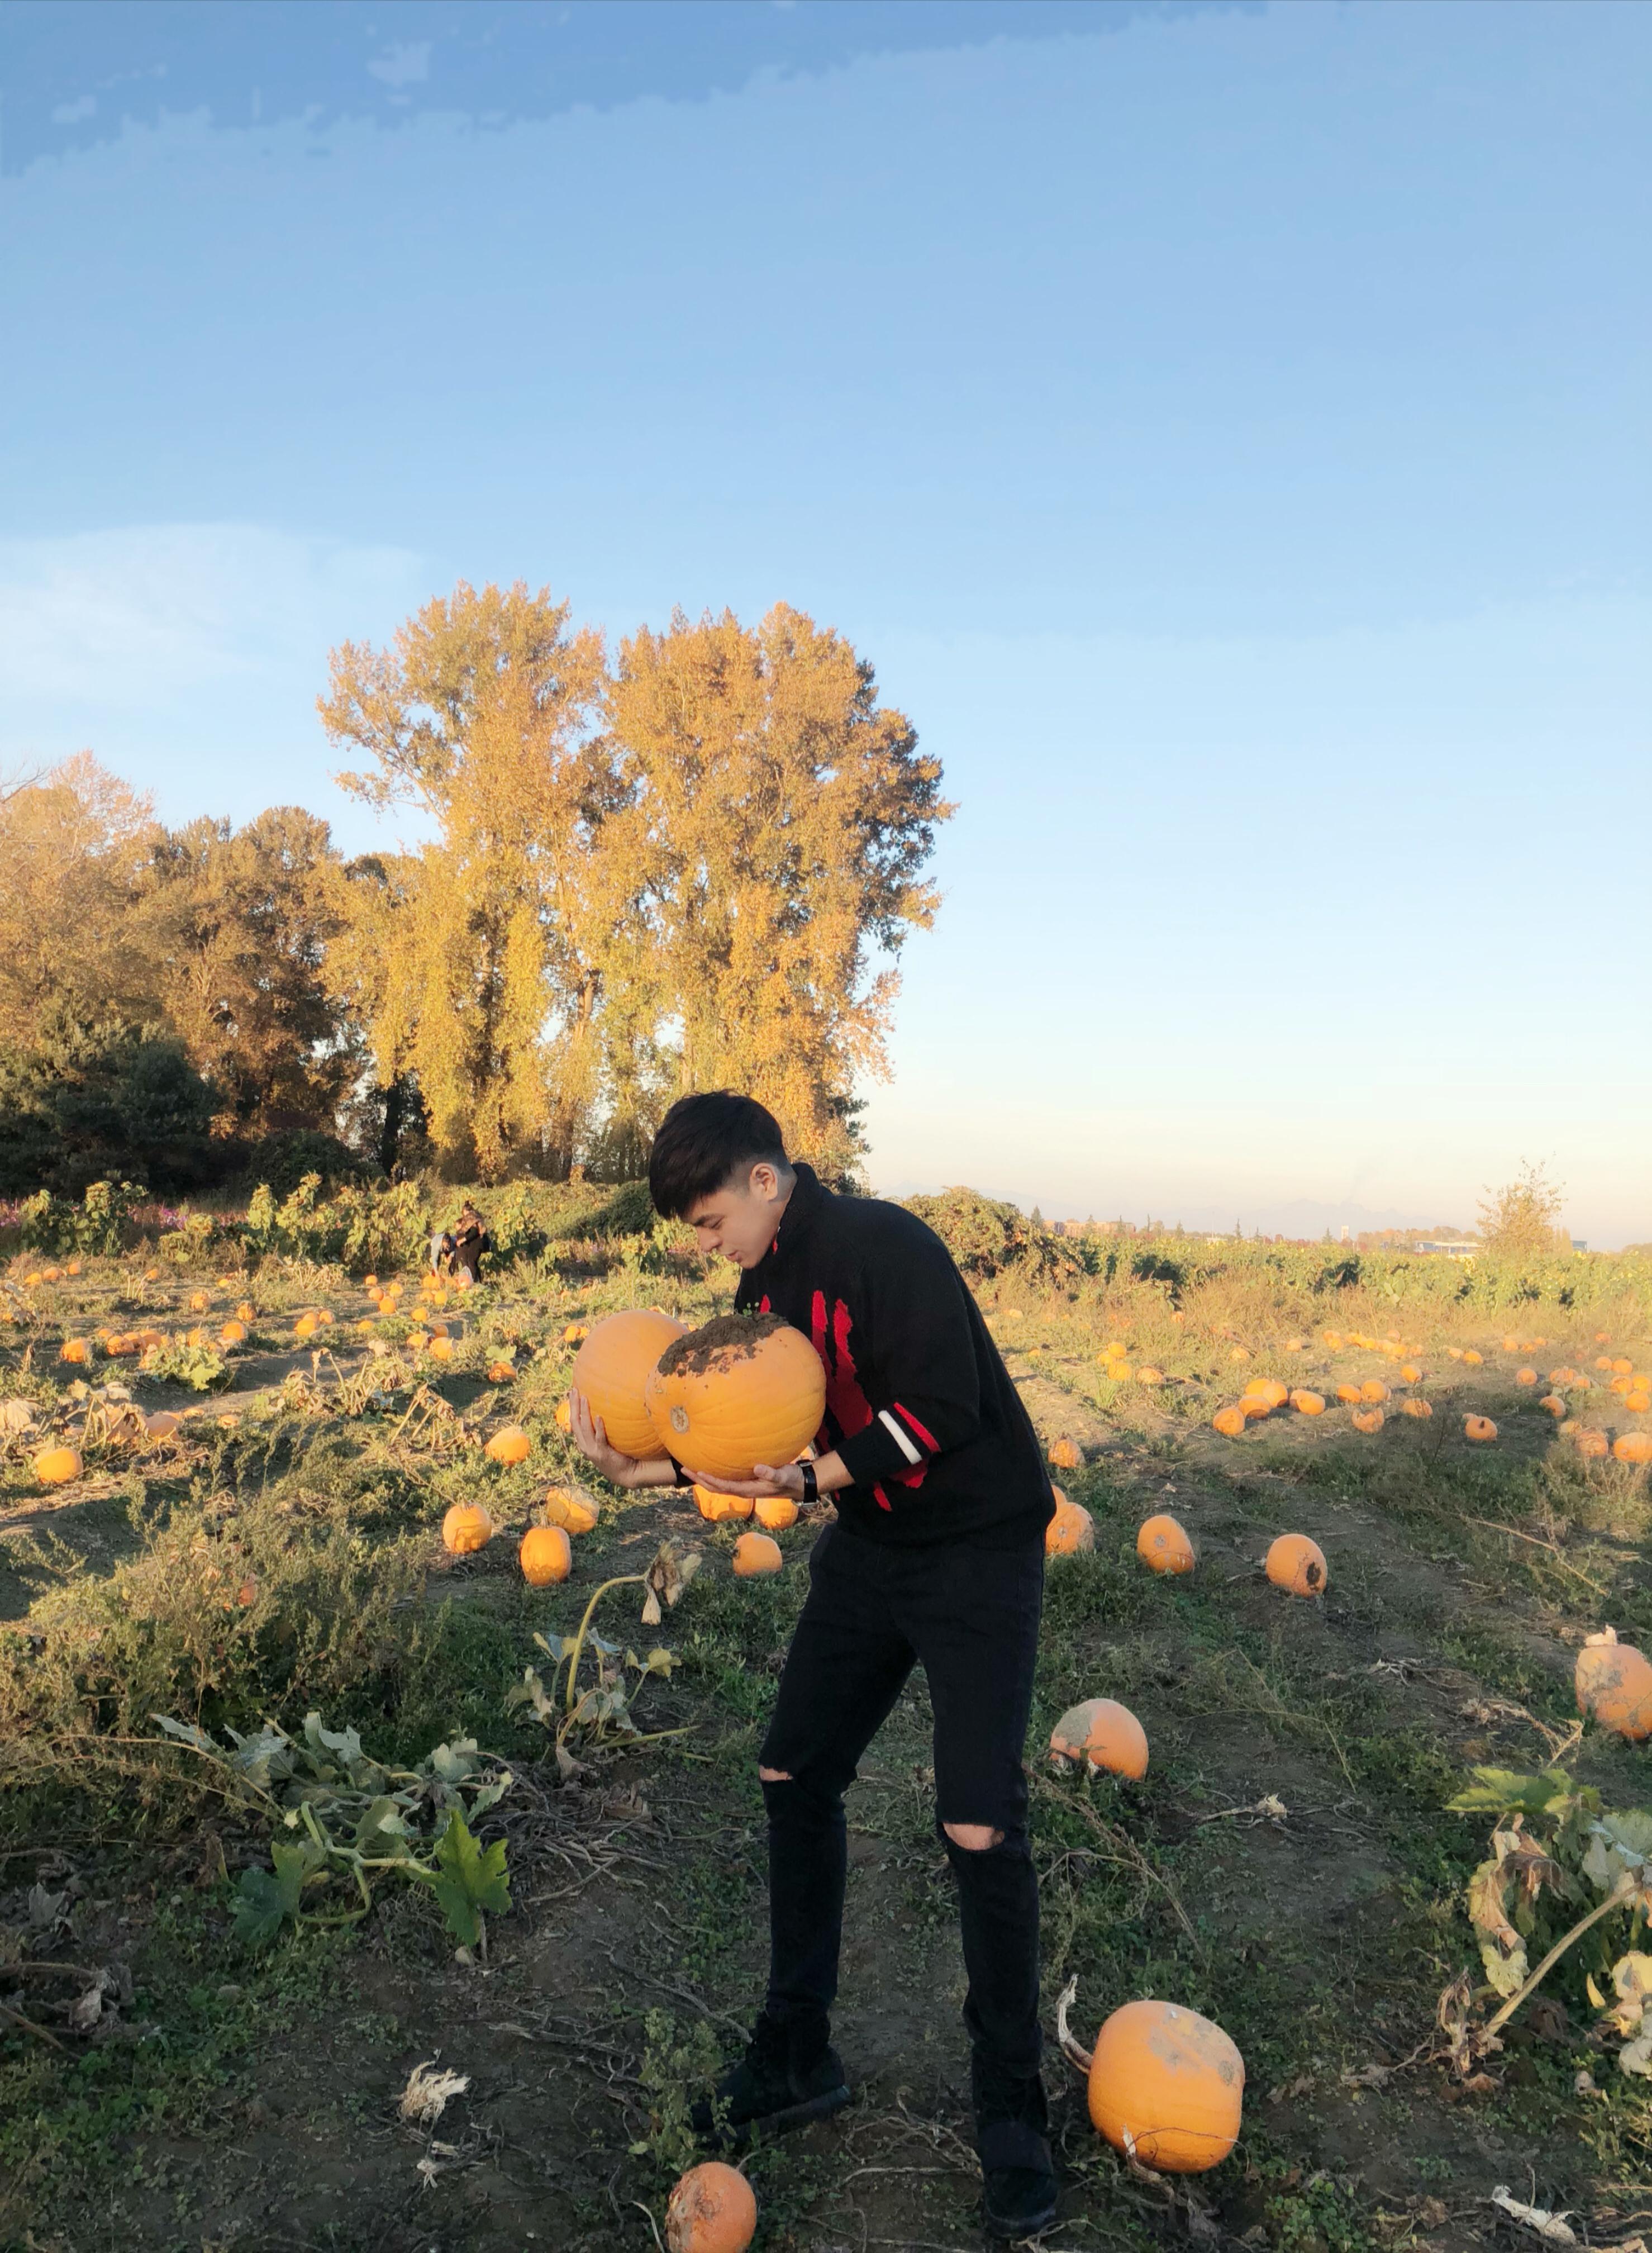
[767,1159,826,1260]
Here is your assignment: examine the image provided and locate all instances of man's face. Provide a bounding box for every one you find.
[683,1162,789,1269]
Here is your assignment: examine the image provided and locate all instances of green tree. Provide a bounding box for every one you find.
[0,1001,217,1195]
[1477,1162,1568,1258]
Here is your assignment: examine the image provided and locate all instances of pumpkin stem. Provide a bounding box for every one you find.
[1055,1974,1093,2074]
[563,1573,646,1714]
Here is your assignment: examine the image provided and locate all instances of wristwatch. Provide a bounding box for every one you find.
[799,1460,818,1506]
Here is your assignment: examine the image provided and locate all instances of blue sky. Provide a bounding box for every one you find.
[2,1,1646,1242]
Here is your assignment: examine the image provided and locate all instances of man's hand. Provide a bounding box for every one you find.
[569,1387,666,1489]
[688,1461,807,1503]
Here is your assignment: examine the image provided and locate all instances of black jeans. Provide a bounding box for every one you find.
[757,1518,1047,2122]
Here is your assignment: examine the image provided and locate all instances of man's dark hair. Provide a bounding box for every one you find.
[648,1092,791,1218]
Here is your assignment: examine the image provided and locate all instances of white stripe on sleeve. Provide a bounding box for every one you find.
[878,1408,924,1466]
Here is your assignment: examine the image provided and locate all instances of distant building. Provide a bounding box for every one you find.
[1413,1239,1479,1261]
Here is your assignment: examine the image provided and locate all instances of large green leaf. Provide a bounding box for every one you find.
[426,1811,511,1948]
[1448,1767,1577,1818]
[232,1838,323,1950]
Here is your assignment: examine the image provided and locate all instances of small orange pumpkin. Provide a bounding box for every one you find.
[1575,1429,1610,1459]
[1539,1394,1567,1418]
[665,2160,756,2253]
[441,1502,494,1555]
[1135,1365,1164,1386]
[1289,1389,1325,1417]
[1335,1384,1362,1405]
[1351,1408,1384,1434]
[1401,1397,1432,1420]
[1515,1367,1538,1386]
[1576,1627,1652,1739]
[487,1360,515,1382]
[540,1485,600,1534]
[646,1315,826,1482]
[1627,1391,1652,1414]
[754,1493,798,1532]
[1049,1696,1149,1779]
[693,1482,755,1524]
[1464,1415,1497,1443]
[1049,1437,1082,1470]
[731,1530,784,1577]
[1211,1406,1248,1438]
[219,1320,247,1345]
[1242,1379,1289,1410]
[236,1301,255,1323]
[1078,1995,1244,2172]
[1615,1432,1652,1465]
[485,1425,532,1466]
[1463,1349,1483,1366]
[1136,1513,1195,1575]
[1265,1533,1327,1596]
[519,1525,572,1586]
[144,1411,182,1441]
[1359,1379,1390,1404]
[189,1290,210,1313]
[1046,1490,1096,1556]
[1399,1363,1422,1384]
[555,1397,573,1432]
[58,1338,91,1365]
[1612,1357,1634,1376]
[33,1445,82,1485]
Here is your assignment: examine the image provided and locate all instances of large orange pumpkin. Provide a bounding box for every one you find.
[1615,1432,1652,1465]
[1265,1533,1327,1596]
[1083,1997,1244,2172]
[572,1310,688,1458]
[442,1502,494,1555]
[485,1425,532,1466]
[1576,1628,1652,1739]
[731,1530,784,1577]
[645,1315,825,1481]
[1136,1514,1195,1575]
[665,2160,756,2253]
[33,1445,82,1486]
[1045,1489,1095,1556]
[1050,1697,1149,1779]
[520,1525,572,1586]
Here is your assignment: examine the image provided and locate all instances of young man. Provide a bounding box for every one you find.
[570,1092,1059,2240]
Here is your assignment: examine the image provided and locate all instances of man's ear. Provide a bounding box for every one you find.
[748,1161,782,1203]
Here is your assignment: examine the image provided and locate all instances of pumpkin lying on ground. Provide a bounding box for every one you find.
[520,1525,572,1586]
[485,1425,532,1466]
[1265,1533,1327,1596]
[665,2160,756,2253]
[442,1503,494,1555]
[1399,1363,1422,1384]
[1616,1432,1652,1465]
[144,1411,182,1441]
[219,1320,247,1345]
[58,1338,91,1365]
[1211,1406,1247,1439]
[573,1310,688,1459]
[1290,1390,1325,1417]
[731,1530,784,1577]
[1576,1628,1652,1740]
[1049,1437,1082,1471]
[1351,1408,1384,1434]
[645,1314,825,1482]
[1136,1365,1164,1386]
[540,1485,601,1534]
[487,1360,515,1383]
[1335,1384,1362,1406]
[1046,1489,1095,1555]
[1401,1397,1433,1420]
[754,1493,799,1532]
[33,1445,82,1486]
[1359,1379,1391,1404]
[1575,1429,1610,1459]
[1243,1378,1288,1411]
[1539,1394,1567,1418]
[1464,1415,1498,1443]
[1050,1697,1149,1779]
[1060,1984,1244,2173]
[1136,1513,1195,1575]
[693,1482,754,1524]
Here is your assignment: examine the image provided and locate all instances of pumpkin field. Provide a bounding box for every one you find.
[3,1178,1652,2253]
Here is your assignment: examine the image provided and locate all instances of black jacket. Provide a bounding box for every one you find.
[734,1164,1055,1547]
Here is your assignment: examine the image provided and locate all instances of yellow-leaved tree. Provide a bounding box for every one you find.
[0,754,160,1044]
[319,582,612,1179]
[606,603,949,1174]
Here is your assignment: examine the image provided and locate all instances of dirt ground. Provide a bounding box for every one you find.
[4,1285,1651,2253]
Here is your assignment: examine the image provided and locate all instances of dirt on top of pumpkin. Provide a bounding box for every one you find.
[655,1311,793,1378]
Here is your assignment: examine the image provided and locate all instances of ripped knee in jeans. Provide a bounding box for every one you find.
[759,1766,794,1783]
[942,1821,1005,1852]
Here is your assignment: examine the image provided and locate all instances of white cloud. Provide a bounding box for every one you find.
[0,523,423,710]
[366,42,433,91]
[49,94,97,124]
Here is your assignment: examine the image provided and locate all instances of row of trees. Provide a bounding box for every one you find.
[0,587,948,1192]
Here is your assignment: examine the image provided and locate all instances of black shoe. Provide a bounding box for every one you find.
[689,2012,850,2150]
[979,2117,1059,2240]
